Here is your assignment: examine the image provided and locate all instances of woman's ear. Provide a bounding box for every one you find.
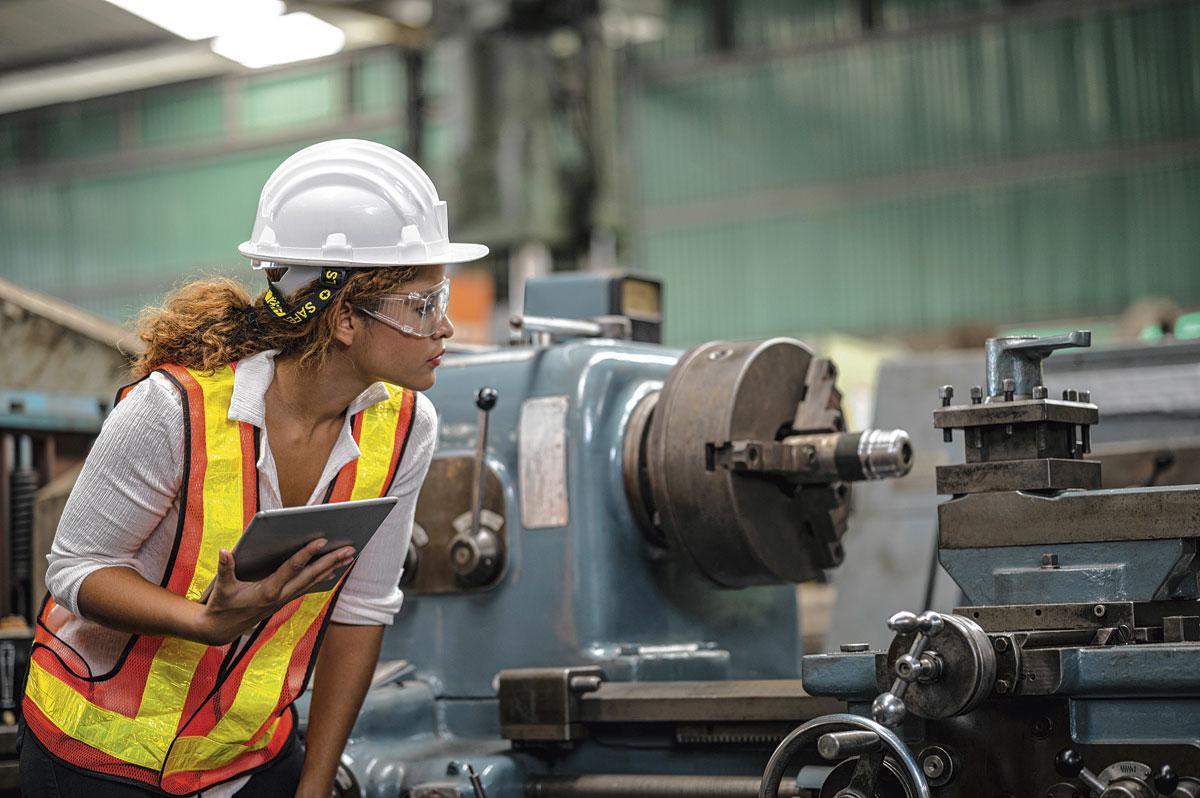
[332,300,360,347]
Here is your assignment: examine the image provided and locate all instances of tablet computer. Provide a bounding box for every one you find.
[228,496,399,595]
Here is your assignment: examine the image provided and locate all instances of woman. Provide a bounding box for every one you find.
[20,139,488,796]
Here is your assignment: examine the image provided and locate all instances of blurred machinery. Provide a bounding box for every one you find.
[0,278,132,793]
[317,270,914,797]
[431,0,669,316]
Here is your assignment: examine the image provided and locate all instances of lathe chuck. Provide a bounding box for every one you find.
[636,338,850,587]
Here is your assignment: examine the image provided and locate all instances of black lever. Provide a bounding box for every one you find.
[450,388,503,587]
[471,387,498,540]
[1155,764,1179,796]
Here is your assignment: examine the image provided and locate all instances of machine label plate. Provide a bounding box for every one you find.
[520,395,570,528]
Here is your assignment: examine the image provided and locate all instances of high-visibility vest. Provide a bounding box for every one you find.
[22,362,416,794]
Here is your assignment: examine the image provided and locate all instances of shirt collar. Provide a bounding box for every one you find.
[227,350,394,427]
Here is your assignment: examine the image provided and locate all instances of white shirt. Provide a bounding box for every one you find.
[44,349,436,796]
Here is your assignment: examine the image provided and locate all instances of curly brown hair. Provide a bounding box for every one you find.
[130,267,419,378]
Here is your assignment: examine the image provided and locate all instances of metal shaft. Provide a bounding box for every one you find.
[512,315,605,338]
[780,429,913,483]
[527,775,810,798]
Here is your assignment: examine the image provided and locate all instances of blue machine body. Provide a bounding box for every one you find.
[394,340,802,695]
[300,335,804,797]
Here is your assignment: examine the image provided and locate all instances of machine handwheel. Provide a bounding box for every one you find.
[819,757,920,798]
[758,714,930,798]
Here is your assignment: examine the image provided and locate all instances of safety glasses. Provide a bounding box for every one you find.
[357,278,451,338]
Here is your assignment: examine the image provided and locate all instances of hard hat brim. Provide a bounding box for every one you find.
[238,241,490,268]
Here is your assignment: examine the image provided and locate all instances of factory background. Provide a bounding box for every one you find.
[3,0,1199,347]
[4,4,1200,795]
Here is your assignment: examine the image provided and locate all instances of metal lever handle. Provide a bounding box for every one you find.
[466,764,489,798]
[871,611,944,727]
[470,387,498,540]
[984,330,1091,398]
[449,388,504,587]
[1054,749,1106,796]
[1003,330,1092,356]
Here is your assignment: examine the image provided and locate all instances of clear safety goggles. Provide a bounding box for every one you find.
[357,278,451,338]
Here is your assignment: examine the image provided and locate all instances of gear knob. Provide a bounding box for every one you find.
[476,387,498,412]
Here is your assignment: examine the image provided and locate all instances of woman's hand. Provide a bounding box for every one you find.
[193,539,355,646]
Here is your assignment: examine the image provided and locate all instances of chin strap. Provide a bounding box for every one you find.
[262,267,348,325]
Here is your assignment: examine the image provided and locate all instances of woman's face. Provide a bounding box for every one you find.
[349,265,455,391]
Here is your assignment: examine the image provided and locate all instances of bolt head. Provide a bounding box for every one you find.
[1041,553,1059,568]
[922,754,947,779]
[1033,385,1048,399]
[451,541,474,566]
[1032,716,1053,738]
[839,643,871,653]
[993,636,1010,653]
[1093,604,1107,618]
[995,679,1011,695]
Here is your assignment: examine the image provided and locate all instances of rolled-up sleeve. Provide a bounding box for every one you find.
[45,378,184,619]
[331,392,437,625]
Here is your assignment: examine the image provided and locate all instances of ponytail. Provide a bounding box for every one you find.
[130,267,420,379]
[131,278,260,378]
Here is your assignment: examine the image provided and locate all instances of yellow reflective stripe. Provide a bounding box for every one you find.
[167,717,281,776]
[136,636,208,727]
[26,660,170,769]
[164,594,328,773]
[137,366,243,734]
[352,384,403,500]
[186,366,246,600]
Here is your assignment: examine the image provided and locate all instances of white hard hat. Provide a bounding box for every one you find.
[239,139,488,274]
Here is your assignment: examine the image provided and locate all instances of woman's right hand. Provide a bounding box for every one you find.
[194,539,355,646]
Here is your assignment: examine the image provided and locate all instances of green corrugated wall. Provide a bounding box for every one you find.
[2,6,1200,340]
[0,48,407,320]
[632,0,1200,345]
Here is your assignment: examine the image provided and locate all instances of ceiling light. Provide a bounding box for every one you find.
[211,12,347,69]
[101,0,285,41]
